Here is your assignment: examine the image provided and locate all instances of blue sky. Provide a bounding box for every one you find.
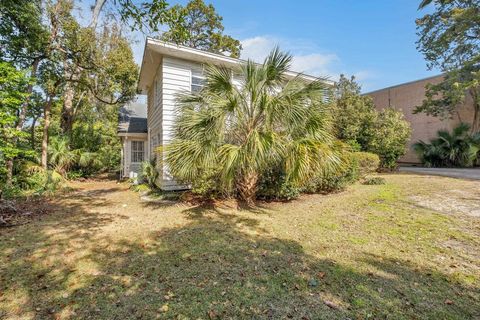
[80,0,440,93]
[208,0,440,92]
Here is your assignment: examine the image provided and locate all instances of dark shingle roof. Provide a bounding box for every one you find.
[118,102,147,133]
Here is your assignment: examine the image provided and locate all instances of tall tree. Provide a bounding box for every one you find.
[0,0,50,180]
[160,0,241,58]
[333,75,377,149]
[0,62,31,185]
[415,0,480,132]
[89,0,185,33]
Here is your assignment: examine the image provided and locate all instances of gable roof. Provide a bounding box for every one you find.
[138,38,333,94]
[118,102,147,134]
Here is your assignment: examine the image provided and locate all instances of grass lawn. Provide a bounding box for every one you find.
[0,173,479,319]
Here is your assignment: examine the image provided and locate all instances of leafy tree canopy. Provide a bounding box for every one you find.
[0,62,31,160]
[333,75,411,169]
[160,0,242,58]
[333,75,377,149]
[415,0,480,132]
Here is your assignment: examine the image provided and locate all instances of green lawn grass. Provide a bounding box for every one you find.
[0,174,479,319]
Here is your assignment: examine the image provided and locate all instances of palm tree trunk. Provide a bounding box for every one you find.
[41,96,53,169]
[236,171,258,206]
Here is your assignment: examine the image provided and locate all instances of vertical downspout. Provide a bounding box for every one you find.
[120,137,124,179]
[124,136,128,178]
[147,128,151,160]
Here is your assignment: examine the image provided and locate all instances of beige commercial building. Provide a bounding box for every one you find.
[367,75,474,163]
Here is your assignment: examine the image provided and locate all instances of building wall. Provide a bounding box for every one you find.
[367,75,474,163]
[145,54,204,189]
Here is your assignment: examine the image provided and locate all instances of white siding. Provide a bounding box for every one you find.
[149,56,239,190]
[156,57,202,189]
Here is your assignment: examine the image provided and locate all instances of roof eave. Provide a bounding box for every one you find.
[137,38,334,94]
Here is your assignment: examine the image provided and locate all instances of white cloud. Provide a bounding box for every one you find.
[240,36,378,90]
[240,36,279,62]
[240,36,339,78]
[291,54,338,77]
[353,70,375,82]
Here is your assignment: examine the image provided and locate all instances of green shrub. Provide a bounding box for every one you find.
[367,108,411,170]
[362,177,386,185]
[352,152,380,178]
[140,158,159,188]
[257,168,301,201]
[190,169,223,199]
[65,170,87,180]
[131,183,152,193]
[302,152,359,194]
[334,76,411,170]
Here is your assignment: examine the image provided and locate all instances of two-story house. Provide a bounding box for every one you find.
[118,38,324,189]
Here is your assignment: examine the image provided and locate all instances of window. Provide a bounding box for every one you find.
[131,141,144,163]
[191,70,205,93]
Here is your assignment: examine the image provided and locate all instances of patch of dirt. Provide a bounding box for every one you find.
[0,198,55,228]
[443,239,480,260]
[410,189,480,217]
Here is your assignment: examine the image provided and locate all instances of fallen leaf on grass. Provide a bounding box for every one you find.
[160,304,169,312]
[208,309,217,319]
[323,300,339,309]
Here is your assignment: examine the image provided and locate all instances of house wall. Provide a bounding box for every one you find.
[148,56,203,189]
[367,75,474,163]
[147,61,163,164]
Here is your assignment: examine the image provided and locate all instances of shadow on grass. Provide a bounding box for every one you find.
[1,197,479,319]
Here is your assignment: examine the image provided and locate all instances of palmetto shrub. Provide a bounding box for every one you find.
[413,123,480,167]
[140,158,159,188]
[165,48,346,204]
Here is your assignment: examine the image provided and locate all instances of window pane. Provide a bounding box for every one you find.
[192,77,204,85]
[191,84,203,93]
[131,141,144,163]
[191,69,205,93]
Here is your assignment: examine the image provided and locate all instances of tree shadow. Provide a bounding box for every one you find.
[1,203,478,319]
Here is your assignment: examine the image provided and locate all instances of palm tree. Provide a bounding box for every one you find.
[165,48,344,204]
[414,123,480,167]
[48,137,77,174]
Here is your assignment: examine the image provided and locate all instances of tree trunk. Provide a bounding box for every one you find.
[5,160,13,187]
[41,96,53,169]
[89,0,107,28]
[236,171,258,206]
[471,100,480,134]
[61,80,75,134]
[31,116,37,149]
[5,58,40,186]
[469,88,480,133]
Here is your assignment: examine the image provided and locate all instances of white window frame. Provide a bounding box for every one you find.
[191,69,205,93]
[131,140,145,163]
